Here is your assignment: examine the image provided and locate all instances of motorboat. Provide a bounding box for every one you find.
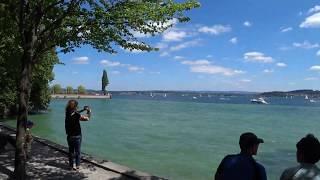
[219,97,230,101]
[310,99,316,103]
[250,97,268,104]
[192,96,198,99]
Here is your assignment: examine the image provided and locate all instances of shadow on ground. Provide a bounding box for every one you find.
[107,170,165,180]
[0,142,93,179]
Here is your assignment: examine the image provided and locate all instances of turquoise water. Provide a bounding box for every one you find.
[4,97,320,180]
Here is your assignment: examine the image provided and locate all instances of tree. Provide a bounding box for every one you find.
[52,84,62,94]
[30,50,59,111]
[1,0,199,178]
[102,70,109,95]
[66,86,73,94]
[77,85,86,94]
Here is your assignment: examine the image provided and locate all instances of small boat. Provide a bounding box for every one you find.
[251,97,268,104]
[192,96,198,100]
[305,95,309,100]
[163,93,167,98]
[219,97,230,101]
[310,99,316,103]
[150,93,154,97]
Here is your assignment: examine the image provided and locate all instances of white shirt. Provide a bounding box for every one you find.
[281,163,320,180]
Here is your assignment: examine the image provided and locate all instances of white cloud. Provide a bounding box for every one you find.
[155,42,168,49]
[280,27,293,32]
[310,65,320,71]
[100,60,121,67]
[243,21,252,27]
[308,5,320,14]
[300,12,320,28]
[174,56,184,60]
[206,55,213,58]
[149,71,161,74]
[181,59,244,76]
[131,30,151,38]
[146,18,178,31]
[190,65,244,76]
[181,59,211,65]
[317,50,320,56]
[276,62,287,67]
[279,46,292,51]
[234,70,246,74]
[240,79,251,83]
[244,52,274,63]
[198,25,231,35]
[128,66,144,72]
[293,41,319,49]
[160,51,170,57]
[72,56,89,64]
[128,49,145,54]
[163,29,187,42]
[111,71,120,75]
[263,69,274,73]
[305,77,318,81]
[170,39,201,51]
[100,59,144,73]
[230,37,238,44]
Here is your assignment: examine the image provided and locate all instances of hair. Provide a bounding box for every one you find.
[296,134,320,164]
[65,99,78,112]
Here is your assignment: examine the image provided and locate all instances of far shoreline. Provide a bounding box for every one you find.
[51,94,112,99]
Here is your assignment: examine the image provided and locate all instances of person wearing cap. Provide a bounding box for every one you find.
[214,132,267,180]
[280,134,320,180]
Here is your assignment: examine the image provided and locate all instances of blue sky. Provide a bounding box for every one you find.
[53,0,320,92]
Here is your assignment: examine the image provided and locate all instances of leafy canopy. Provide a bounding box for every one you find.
[3,0,199,58]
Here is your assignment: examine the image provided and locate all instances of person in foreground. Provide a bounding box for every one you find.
[280,134,320,180]
[65,100,91,171]
[215,132,267,180]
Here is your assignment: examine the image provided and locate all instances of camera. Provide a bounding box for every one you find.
[83,106,89,110]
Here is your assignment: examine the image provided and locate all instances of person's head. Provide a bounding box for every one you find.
[239,132,264,155]
[66,99,78,112]
[26,120,34,129]
[296,134,320,164]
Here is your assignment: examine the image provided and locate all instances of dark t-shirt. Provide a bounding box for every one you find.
[215,153,267,180]
[65,110,81,136]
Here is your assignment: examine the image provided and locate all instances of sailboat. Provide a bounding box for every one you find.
[305,95,309,100]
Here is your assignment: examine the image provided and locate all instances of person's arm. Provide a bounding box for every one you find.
[80,108,91,121]
[214,156,227,180]
[259,165,267,180]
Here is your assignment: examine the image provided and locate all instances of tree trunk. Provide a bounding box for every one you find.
[14,52,33,180]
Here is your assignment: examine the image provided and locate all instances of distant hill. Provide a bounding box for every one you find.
[261,89,320,97]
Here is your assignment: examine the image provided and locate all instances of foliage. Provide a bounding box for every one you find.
[30,51,59,111]
[66,86,73,94]
[77,85,86,94]
[52,84,62,94]
[102,70,109,95]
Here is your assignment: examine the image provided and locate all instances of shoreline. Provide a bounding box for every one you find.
[51,94,112,99]
[0,123,166,180]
